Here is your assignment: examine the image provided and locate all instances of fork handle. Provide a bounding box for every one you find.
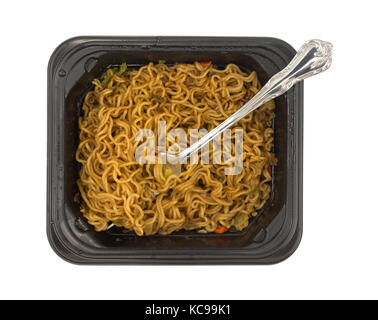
[176,39,333,160]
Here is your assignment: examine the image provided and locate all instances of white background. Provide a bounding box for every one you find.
[0,0,377,300]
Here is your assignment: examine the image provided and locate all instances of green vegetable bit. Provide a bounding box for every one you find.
[101,63,127,87]
[116,62,127,76]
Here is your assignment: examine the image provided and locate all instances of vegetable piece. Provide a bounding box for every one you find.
[101,63,127,87]
[234,212,249,231]
[200,61,212,67]
[215,225,228,234]
[101,71,114,87]
[116,62,127,76]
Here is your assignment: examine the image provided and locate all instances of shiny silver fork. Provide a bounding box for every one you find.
[163,39,332,165]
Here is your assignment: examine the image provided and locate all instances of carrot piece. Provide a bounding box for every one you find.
[215,226,228,234]
[200,61,212,67]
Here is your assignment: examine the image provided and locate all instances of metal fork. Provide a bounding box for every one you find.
[162,39,332,165]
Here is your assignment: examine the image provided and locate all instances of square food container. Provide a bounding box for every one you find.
[47,36,303,264]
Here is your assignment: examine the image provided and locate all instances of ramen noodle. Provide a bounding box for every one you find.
[76,61,276,235]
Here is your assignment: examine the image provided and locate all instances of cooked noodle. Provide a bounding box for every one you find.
[76,61,276,235]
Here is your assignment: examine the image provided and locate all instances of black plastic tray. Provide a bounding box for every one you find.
[47,36,303,264]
